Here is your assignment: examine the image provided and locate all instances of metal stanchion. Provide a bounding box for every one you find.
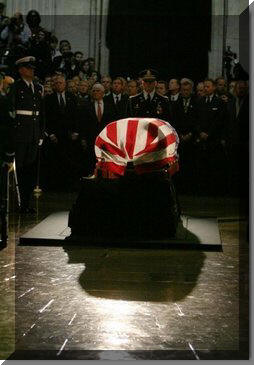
[34,146,42,195]
[13,159,21,208]
[0,164,9,247]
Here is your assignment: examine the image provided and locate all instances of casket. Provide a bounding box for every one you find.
[68,118,180,241]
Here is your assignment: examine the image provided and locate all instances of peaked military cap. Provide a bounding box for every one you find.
[139,69,158,81]
[15,56,36,69]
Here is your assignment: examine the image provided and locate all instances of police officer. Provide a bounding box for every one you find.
[0,72,15,248]
[10,56,44,213]
[126,69,172,122]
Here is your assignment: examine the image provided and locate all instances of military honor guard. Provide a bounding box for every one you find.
[126,69,173,122]
[11,56,44,213]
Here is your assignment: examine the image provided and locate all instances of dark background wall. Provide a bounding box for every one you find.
[106,0,211,82]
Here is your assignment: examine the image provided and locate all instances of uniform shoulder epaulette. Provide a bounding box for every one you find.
[156,93,168,99]
[130,92,142,99]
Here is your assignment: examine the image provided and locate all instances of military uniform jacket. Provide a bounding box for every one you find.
[10,79,44,143]
[0,93,15,164]
[126,92,172,122]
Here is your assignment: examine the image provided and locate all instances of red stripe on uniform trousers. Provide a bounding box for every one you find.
[135,133,176,156]
[106,121,118,145]
[95,136,126,158]
[125,119,139,159]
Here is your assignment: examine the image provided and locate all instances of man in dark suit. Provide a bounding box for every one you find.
[226,80,249,197]
[80,83,116,174]
[126,69,172,122]
[195,78,228,195]
[172,78,198,194]
[10,56,44,213]
[104,77,129,120]
[44,74,81,190]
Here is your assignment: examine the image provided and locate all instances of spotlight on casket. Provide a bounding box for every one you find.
[68,118,180,241]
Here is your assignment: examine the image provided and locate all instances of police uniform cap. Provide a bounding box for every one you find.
[139,69,158,81]
[15,56,36,69]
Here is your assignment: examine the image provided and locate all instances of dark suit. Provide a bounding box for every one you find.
[195,95,228,195]
[171,95,198,194]
[45,91,79,139]
[10,78,44,208]
[44,91,81,190]
[80,99,116,174]
[126,91,172,123]
[226,95,249,197]
[104,92,128,120]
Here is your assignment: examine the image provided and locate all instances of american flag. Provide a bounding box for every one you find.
[95,118,179,178]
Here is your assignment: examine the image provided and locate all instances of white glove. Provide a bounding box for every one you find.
[38,139,43,146]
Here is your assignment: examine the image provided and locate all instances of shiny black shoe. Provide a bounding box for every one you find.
[19,207,36,214]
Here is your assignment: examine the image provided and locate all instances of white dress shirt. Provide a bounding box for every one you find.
[22,79,34,93]
[143,89,155,100]
[57,92,66,105]
[95,99,104,116]
[170,93,179,101]
[113,93,121,103]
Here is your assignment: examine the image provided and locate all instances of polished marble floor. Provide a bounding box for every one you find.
[0,191,249,360]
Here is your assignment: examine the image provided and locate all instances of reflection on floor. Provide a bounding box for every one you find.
[0,192,249,360]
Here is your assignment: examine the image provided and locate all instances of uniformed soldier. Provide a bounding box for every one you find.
[10,56,44,213]
[126,69,173,122]
[0,72,15,248]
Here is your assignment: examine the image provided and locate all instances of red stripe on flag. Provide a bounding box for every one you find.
[106,121,117,145]
[125,119,139,159]
[151,119,166,127]
[95,136,126,158]
[145,123,159,148]
[134,157,178,175]
[97,161,125,176]
[135,133,176,156]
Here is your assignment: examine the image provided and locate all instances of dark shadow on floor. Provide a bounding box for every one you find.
[64,227,206,302]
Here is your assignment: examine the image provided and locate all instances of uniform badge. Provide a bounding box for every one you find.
[156,103,163,114]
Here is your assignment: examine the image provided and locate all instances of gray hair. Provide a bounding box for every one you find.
[180,78,194,88]
[92,83,105,92]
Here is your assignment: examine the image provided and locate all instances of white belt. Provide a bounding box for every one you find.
[16,110,39,116]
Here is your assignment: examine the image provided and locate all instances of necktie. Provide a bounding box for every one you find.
[206,97,210,104]
[183,98,188,112]
[59,93,65,109]
[29,83,34,93]
[97,101,102,122]
[147,94,151,102]
[115,95,119,104]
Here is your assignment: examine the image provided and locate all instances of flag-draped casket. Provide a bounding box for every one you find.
[68,118,180,241]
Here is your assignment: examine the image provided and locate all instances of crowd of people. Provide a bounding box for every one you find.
[0,5,249,215]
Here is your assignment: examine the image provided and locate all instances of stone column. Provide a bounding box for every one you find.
[208,0,225,79]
